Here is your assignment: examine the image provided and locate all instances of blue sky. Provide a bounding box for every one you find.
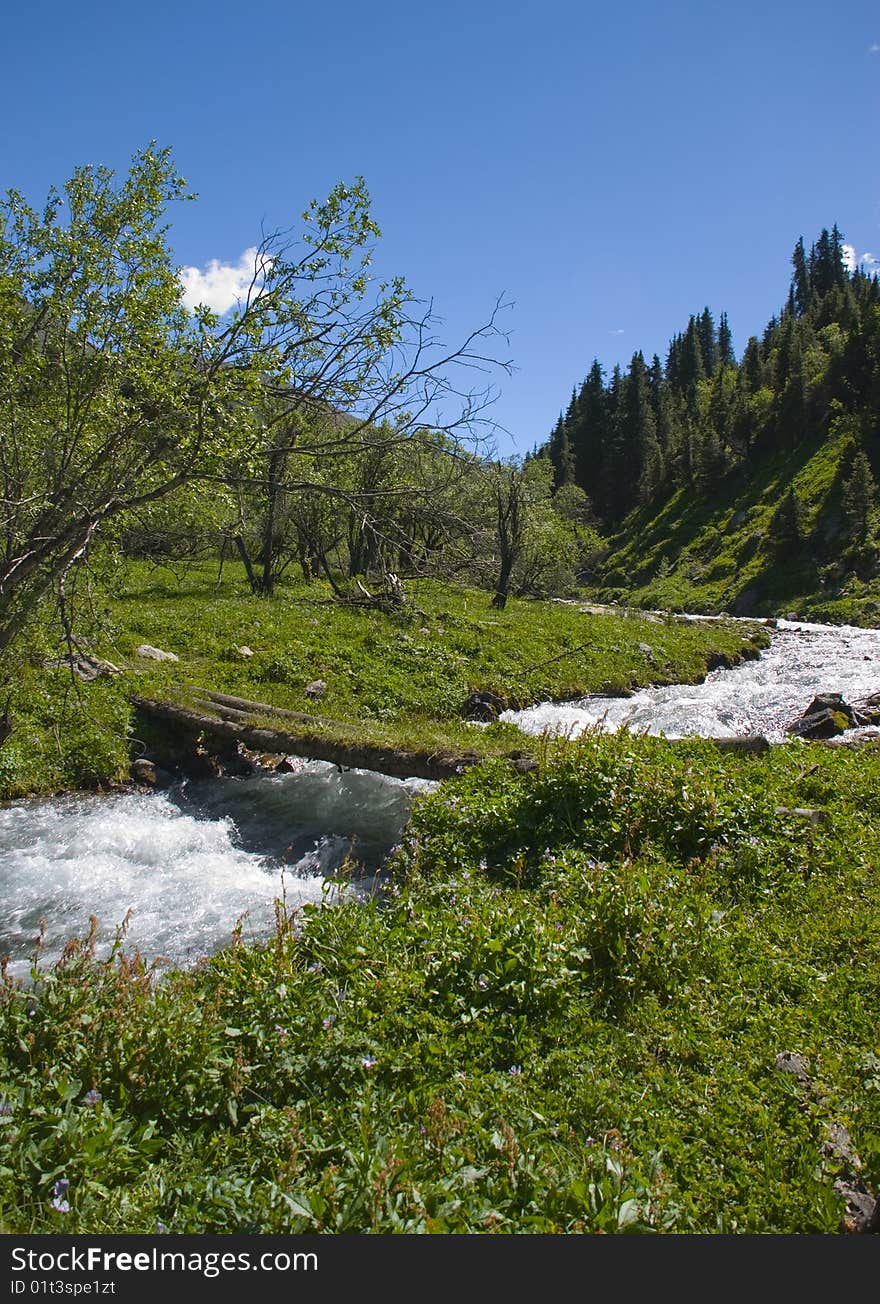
[2,1,878,455]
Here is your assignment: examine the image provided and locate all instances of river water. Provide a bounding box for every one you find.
[503,618,880,742]
[0,763,431,980]
[2,618,878,979]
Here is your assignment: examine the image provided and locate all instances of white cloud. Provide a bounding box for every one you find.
[869,42,880,51]
[608,328,625,335]
[178,247,273,314]
[843,245,880,277]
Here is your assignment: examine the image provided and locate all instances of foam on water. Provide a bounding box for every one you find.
[0,762,434,979]
[503,619,880,743]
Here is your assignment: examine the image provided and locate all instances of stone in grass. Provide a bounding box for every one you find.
[303,679,327,700]
[461,691,506,722]
[774,1051,812,1088]
[136,644,179,662]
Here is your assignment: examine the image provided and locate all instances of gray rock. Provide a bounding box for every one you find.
[130,758,174,788]
[303,679,327,700]
[462,691,506,722]
[136,644,179,662]
[802,693,854,723]
[853,692,880,726]
[787,708,850,740]
[775,806,830,826]
[786,693,855,740]
[636,642,654,662]
[45,654,120,681]
[823,1122,860,1169]
[833,1180,879,1233]
[237,646,254,658]
[775,1051,812,1087]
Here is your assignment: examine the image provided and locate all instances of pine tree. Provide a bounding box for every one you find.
[718,312,735,368]
[697,307,717,373]
[571,360,608,503]
[679,316,705,397]
[792,237,811,316]
[740,336,763,392]
[768,487,804,559]
[842,450,876,543]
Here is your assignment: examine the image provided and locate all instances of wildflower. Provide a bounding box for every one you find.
[477,977,489,991]
[51,1179,70,1213]
[360,1054,377,1070]
[307,961,323,974]
[156,1223,168,1234]
[82,1089,101,1106]
[274,1024,288,1037]
[0,1101,12,1117]
[509,1064,523,1076]
[322,1015,335,1029]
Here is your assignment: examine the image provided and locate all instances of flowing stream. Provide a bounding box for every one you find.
[2,617,879,980]
[503,618,880,741]
[0,763,432,981]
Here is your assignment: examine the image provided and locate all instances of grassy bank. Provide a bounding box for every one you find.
[1,732,878,1232]
[0,563,768,800]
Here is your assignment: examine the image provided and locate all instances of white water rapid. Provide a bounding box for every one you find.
[0,763,433,980]
[503,618,880,742]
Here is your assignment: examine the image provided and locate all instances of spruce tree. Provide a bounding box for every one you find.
[718,312,735,368]
[768,487,804,559]
[571,360,608,505]
[697,307,717,373]
[842,449,876,543]
[792,237,811,316]
[679,316,705,398]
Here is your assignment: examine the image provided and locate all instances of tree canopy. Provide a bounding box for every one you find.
[0,145,512,651]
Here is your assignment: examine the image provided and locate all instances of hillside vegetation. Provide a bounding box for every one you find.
[537,227,880,623]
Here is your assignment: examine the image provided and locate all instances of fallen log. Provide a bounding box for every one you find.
[703,734,771,754]
[132,696,485,782]
[187,688,330,726]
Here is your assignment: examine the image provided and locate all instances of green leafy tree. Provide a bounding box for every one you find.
[0,147,511,643]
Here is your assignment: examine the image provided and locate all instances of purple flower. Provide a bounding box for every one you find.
[0,1101,12,1117]
[477,977,489,991]
[360,1054,377,1070]
[51,1179,70,1213]
[322,1015,335,1029]
[82,1089,101,1106]
[508,1064,523,1076]
[274,1024,288,1037]
[51,1197,70,1213]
